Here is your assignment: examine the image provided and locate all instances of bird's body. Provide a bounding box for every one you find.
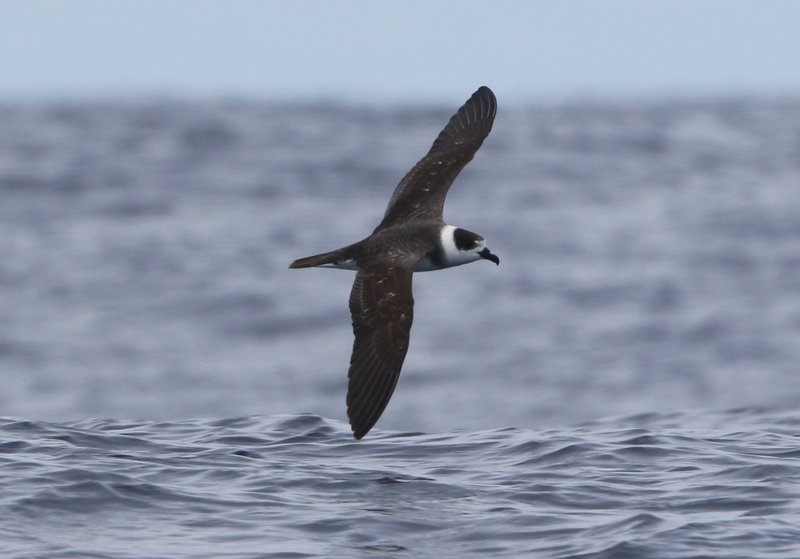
[290,223,487,272]
[290,86,499,439]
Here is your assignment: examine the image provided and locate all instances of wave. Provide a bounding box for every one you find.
[2,408,799,558]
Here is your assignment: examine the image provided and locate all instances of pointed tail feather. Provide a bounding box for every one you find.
[289,249,346,269]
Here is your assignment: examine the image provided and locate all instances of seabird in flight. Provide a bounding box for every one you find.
[290,86,499,439]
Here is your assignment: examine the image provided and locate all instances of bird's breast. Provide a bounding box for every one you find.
[413,253,445,272]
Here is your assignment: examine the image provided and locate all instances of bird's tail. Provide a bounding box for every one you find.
[289,248,347,269]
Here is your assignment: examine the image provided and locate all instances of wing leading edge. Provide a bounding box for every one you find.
[375,86,497,231]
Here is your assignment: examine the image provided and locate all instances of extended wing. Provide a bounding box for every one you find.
[375,86,496,231]
[346,265,415,439]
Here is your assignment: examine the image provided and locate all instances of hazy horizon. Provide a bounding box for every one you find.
[4,1,800,103]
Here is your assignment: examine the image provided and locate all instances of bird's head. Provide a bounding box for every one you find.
[449,226,500,266]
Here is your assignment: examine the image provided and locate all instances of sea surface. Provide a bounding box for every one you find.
[1,96,800,557]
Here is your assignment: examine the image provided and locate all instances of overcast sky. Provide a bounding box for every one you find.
[3,0,800,103]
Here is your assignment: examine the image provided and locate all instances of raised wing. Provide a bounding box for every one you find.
[375,86,497,231]
[346,265,414,439]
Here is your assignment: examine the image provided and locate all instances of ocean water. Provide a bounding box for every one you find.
[1,96,800,557]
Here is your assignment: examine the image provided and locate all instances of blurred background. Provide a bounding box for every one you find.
[2,1,799,432]
[4,1,800,102]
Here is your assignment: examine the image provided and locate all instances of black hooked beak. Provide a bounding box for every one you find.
[479,247,500,265]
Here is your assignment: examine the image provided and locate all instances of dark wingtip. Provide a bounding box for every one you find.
[428,85,497,154]
[349,414,373,440]
[476,85,495,99]
[472,86,497,117]
[350,416,370,439]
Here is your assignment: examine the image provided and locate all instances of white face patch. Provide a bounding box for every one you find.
[440,224,483,267]
[415,225,489,272]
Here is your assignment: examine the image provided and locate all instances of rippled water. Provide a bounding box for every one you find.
[1,96,800,557]
[2,410,800,558]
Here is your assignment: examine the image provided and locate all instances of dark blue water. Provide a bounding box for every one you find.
[1,97,800,557]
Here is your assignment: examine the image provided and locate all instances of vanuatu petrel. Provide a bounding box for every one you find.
[290,86,499,439]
